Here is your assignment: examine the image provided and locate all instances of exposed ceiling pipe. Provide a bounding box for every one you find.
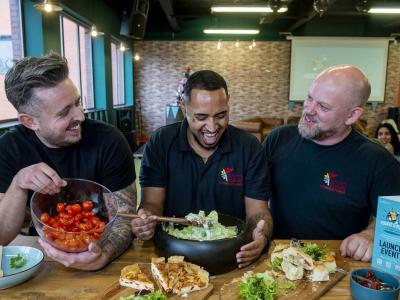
[158,0,180,32]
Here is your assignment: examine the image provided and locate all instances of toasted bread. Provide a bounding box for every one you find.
[322,254,337,273]
[168,256,185,263]
[310,262,330,282]
[167,262,185,291]
[172,262,209,295]
[151,257,170,292]
[119,264,154,292]
[271,243,290,263]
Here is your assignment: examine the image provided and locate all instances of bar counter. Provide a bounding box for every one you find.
[0,236,370,299]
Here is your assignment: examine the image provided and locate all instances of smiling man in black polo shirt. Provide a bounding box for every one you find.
[131,70,272,268]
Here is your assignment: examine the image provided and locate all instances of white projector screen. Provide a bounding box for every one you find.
[289,36,390,102]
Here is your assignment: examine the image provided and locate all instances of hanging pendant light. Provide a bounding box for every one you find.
[89,25,104,37]
[34,0,63,13]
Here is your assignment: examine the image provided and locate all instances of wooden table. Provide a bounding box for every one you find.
[0,236,369,299]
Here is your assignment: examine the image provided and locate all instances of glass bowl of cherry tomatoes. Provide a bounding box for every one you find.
[30,178,118,253]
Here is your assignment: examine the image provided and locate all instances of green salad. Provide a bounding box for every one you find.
[163,210,238,241]
[239,271,295,300]
[292,241,331,261]
[118,291,167,300]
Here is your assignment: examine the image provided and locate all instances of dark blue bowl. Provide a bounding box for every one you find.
[350,268,400,300]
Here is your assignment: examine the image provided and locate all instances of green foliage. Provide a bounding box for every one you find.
[239,273,278,300]
[118,291,167,300]
[298,243,329,261]
[271,257,283,271]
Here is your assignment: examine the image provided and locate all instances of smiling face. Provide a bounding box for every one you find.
[24,78,85,148]
[298,66,366,145]
[377,127,392,145]
[183,88,229,151]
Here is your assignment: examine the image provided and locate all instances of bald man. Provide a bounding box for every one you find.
[262,65,400,262]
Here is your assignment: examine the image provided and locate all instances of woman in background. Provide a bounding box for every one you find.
[375,123,400,161]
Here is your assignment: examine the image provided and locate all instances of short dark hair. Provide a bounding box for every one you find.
[183,70,228,104]
[5,52,69,115]
[375,122,400,155]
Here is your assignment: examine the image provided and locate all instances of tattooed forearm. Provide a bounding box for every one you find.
[248,211,273,243]
[101,183,136,262]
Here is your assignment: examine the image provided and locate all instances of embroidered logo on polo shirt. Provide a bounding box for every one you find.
[219,167,243,186]
[320,172,347,194]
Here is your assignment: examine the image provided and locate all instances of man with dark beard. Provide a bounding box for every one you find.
[262,65,400,262]
[131,70,272,268]
[0,53,136,270]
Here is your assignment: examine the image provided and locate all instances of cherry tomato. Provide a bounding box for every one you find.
[82,200,93,212]
[43,199,105,250]
[40,212,51,224]
[59,217,74,226]
[56,203,65,213]
[74,213,83,222]
[71,204,82,215]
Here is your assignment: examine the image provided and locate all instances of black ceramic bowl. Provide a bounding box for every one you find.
[154,213,251,275]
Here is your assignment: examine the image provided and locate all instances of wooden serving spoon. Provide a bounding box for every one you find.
[117,213,208,227]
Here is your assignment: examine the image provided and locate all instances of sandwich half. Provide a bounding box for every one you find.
[282,247,314,270]
[310,262,330,282]
[281,259,304,280]
[119,264,155,292]
[172,262,209,295]
[322,254,337,273]
[151,257,170,292]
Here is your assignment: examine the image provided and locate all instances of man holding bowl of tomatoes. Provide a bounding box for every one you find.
[0,53,136,270]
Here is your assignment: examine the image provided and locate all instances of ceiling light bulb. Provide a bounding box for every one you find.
[34,0,63,13]
[134,53,140,61]
[120,44,126,51]
[89,25,104,37]
[44,3,52,12]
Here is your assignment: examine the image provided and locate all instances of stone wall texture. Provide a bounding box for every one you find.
[133,40,400,137]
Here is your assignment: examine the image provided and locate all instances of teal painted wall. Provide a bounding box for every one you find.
[23,1,44,56]
[22,0,134,126]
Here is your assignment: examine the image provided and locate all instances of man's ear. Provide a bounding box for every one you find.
[18,114,39,130]
[345,107,364,126]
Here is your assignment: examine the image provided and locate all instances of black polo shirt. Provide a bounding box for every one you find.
[140,119,270,220]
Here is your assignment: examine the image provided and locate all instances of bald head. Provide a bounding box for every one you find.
[315,65,371,107]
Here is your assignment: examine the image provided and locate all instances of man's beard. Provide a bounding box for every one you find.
[298,122,321,140]
[298,115,334,141]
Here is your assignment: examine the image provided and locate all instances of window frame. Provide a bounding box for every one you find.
[110,38,126,107]
[60,13,95,110]
[0,0,24,124]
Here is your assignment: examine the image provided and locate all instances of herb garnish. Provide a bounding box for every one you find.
[10,253,27,269]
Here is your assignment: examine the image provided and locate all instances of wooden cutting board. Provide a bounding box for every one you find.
[93,263,213,300]
[219,241,348,300]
